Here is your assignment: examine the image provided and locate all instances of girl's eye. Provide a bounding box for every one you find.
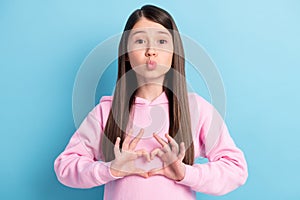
[135,39,146,44]
[158,39,168,44]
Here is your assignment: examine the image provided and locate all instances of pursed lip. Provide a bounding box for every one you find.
[146,60,157,70]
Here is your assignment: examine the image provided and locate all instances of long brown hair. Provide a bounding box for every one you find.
[101,5,194,165]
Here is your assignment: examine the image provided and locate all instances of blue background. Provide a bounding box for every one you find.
[1,0,299,199]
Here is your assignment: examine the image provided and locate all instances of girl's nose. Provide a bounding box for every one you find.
[145,48,157,57]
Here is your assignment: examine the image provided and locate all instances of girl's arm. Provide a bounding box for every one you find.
[54,105,121,188]
[176,94,248,195]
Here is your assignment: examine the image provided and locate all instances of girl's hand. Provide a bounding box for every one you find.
[110,129,150,178]
[149,133,186,181]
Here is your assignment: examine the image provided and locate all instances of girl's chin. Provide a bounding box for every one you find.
[135,73,167,82]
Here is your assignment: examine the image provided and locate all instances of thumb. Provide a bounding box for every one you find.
[148,168,163,177]
[134,168,149,178]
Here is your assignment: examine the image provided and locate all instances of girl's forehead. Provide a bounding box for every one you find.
[132,17,166,30]
[129,28,172,38]
[130,18,171,36]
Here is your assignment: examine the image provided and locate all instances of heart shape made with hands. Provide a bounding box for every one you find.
[134,149,164,171]
[115,130,185,180]
[135,136,184,169]
[112,131,186,180]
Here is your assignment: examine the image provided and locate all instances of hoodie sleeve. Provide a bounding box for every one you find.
[176,94,248,195]
[54,102,120,188]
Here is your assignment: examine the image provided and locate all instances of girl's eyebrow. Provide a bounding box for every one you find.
[156,31,171,36]
[130,30,146,36]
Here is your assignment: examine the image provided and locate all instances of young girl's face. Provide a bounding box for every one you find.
[127,17,174,81]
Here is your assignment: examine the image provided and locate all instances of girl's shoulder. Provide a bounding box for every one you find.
[187,92,220,119]
[91,95,113,118]
[99,95,113,103]
[187,92,212,109]
[99,95,113,109]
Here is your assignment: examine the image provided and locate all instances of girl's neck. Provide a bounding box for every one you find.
[135,74,165,101]
[135,83,164,102]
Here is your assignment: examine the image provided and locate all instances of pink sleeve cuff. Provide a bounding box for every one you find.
[93,161,122,184]
[176,164,203,187]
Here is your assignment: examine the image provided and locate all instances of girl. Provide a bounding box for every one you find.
[54,5,248,199]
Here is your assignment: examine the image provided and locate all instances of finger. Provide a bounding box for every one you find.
[153,133,168,146]
[129,128,144,150]
[148,168,163,177]
[156,133,171,152]
[153,133,169,147]
[162,144,171,153]
[150,148,165,160]
[135,168,149,178]
[122,128,133,150]
[136,149,151,162]
[178,142,186,161]
[114,137,121,157]
[165,134,179,154]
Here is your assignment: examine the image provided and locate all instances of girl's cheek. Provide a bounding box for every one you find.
[128,53,143,67]
[130,51,144,60]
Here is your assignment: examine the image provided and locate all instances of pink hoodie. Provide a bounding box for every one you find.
[54,92,248,199]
